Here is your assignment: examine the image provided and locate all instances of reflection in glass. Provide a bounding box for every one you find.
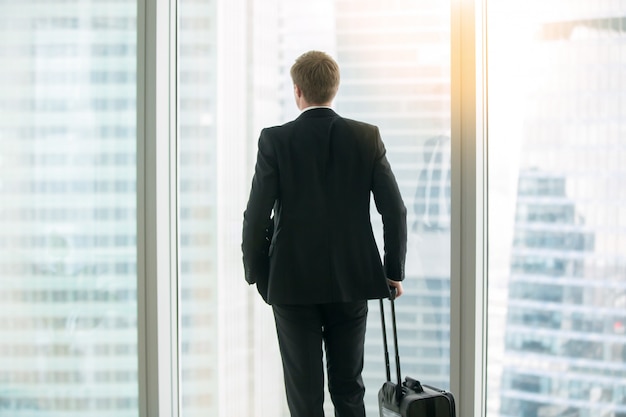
[0,1,138,416]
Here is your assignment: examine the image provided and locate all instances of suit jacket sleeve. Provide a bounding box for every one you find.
[371,127,407,281]
[242,129,279,285]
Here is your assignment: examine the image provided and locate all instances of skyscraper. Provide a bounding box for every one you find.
[491,6,626,417]
[0,1,138,415]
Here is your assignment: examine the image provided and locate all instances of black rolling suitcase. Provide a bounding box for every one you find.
[378,295,457,417]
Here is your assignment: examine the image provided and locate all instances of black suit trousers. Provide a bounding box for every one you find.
[272,301,368,417]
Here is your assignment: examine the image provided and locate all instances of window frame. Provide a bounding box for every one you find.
[450,0,488,415]
[137,0,180,416]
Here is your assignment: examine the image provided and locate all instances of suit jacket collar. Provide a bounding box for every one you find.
[296,107,338,120]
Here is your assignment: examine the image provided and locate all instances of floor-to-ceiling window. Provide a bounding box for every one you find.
[486,1,626,416]
[0,1,138,416]
[4,1,624,416]
[177,0,451,415]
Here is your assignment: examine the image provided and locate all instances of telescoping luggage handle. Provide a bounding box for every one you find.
[379,289,403,401]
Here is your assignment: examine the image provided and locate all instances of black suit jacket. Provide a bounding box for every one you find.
[242,108,407,304]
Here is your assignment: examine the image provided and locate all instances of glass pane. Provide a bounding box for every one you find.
[178,0,450,415]
[487,2,626,417]
[0,2,138,416]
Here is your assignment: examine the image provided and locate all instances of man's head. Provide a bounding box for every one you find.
[290,50,340,107]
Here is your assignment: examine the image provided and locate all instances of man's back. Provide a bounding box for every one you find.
[243,107,406,304]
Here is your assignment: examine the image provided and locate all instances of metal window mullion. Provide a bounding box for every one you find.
[451,0,487,416]
[137,0,179,416]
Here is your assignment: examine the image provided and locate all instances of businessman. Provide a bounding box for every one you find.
[242,50,407,417]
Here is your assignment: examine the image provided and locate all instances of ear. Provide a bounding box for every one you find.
[294,84,303,98]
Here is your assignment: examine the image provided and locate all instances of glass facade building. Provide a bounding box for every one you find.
[487,1,626,416]
[0,1,138,415]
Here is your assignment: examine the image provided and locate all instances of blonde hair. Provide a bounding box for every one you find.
[290,51,340,105]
